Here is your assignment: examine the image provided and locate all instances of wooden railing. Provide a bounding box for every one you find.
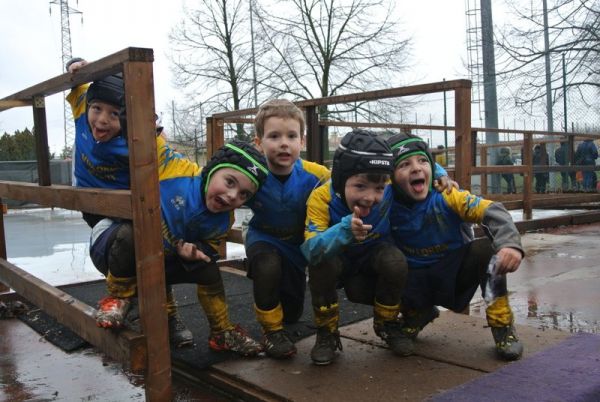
[0,48,171,401]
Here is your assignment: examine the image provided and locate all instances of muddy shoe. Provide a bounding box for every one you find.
[491,325,524,361]
[310,327,343,366]
[208,325,263,357]
[374,319,415,357]
[95,296,131,329]
[263,330,297,359]
[168,315,194,348]
[402,306,440,340]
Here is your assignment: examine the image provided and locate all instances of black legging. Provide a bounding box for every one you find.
[309,242,407,308]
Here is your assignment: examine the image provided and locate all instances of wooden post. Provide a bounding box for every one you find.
[523,133,533,220]
[480,143,488,195]
[454,86,472,191]
[206,117,224,160]
[0,197,7,293]
[305,106,322,164]
[123,59,172,401]
[32,96,51,186]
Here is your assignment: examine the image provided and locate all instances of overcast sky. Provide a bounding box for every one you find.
[0,0,510,154]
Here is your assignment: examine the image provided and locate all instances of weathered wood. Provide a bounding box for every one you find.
[123,60,172,401]
[0,182,132,219]
[305,106,322,164]
[0,198,7,293]
[212,80,472,119]
[32,96,51,186]
[522,133,533,220]
[454,87,472,190]
[226,228,244,244]
[0,48,154,110]
[0,99,31,109]
[0,258,146,370]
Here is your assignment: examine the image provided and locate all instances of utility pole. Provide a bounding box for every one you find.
[249,0,258,108]
[49,0,82,156]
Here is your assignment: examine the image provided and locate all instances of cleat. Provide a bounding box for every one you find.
[374,319,415,356]
[263,330,297,359]
[402,306,440,339]
[310,327,343,365]
[95,296,130,329]
[168,315,194,348]
[208,325,263,357]
[491,325,524,361]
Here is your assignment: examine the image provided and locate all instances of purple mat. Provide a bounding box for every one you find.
[430,332,600,402]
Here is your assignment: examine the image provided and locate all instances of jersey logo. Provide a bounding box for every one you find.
[170,195,185,210]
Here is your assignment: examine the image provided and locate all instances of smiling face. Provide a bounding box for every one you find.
[255,116,304,175]
[205,167,257,213]
[344,174,387,217]
[393,154,432,202]
[87,100,121,142]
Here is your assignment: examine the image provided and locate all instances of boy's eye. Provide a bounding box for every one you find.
[225,177,235,186]
[110,111,120,118]
[240,190,253,200]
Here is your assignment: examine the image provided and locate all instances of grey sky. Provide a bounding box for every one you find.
[1,0,495,154]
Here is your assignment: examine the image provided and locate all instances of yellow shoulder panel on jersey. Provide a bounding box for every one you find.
[441,188,494,223]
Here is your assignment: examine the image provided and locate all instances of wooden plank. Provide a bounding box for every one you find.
[522,133,533,219]
[0,182,132,219]
[0,48,154,108]
[0,99,31,109]
[123,60,172,401]
[0,198,7,293]
[454,87,472,191]
[0,258,146,371]
[32,96,51,186]
[305,106,322,164]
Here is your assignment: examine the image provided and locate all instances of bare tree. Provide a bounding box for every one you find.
[254,0,412,120]
[495,0,599,122]
[169,0,263,140]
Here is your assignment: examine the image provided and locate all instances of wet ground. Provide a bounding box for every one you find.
[1,208,599,400]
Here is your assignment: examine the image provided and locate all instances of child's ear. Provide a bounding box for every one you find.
[254,136,263,152]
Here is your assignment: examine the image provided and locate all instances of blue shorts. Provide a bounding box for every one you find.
[402,244,478,312]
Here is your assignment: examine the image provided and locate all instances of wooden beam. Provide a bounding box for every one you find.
[454,87,472,191]
[0,258,146,371]
[32,96,51,186]
[0,182,132,219]
[123,60,172,401]
[0,48,154,108]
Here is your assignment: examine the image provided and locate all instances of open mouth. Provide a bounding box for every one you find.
[355,204,372,217]
[410,178,427,193]
[214,196,230,210]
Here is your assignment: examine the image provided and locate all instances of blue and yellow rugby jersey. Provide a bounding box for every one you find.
[390,189,522,268]
[245,159,330,270]
[67,84,130,189]
[301,181,393,265]
[157,139,229,257]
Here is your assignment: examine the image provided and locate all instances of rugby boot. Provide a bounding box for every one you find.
[95,296,131,328]
[310,327,343,365]
[263,329,297,359]
[168,314,194,348]
[402,306,440,339]
[491,324,523,361]
[374,319,415,357]
[208,324,263,357]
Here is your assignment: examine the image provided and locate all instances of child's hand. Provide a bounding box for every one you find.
[176,240,211,262]
[494,247,522,274]
[68,59,88,74]
[351,206,372,242]
[433,176,459,194]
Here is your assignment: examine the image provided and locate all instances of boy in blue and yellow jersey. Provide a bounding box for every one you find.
[97,138,269,356]
[387,133,524,361]
[245,99,330,359]
[301,129,410,365]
